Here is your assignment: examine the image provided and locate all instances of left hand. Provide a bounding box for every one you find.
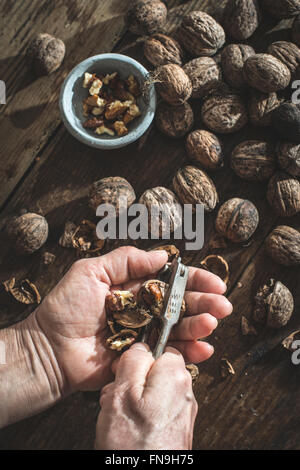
[35,246,232,394]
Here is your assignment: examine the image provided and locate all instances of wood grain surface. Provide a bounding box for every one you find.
[0,0,299,450]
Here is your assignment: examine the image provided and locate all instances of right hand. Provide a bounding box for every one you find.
[95,343,198,450]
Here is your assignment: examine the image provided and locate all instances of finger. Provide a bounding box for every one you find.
[184,292,233,318]
[170,314,218,341]
[99,382,114,407]
[168,340,214,363]
[111,356,121,375]
[145,346,187,391]
[94,247,168,286]
[186,267,227,294]
[114,342,154,389]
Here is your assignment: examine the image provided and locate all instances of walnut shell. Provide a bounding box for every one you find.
[277,141,300,177]
[201,94,248,134]
[89,176,136,216]
[215,198,259,243]
[26,33,65,75]
[253,279,294,328]
[249,90,282,127]
[183,57,222,99]
[127,0,167,35]
[223,0,261,40]
[221,44,255,89]
[144,33,184,67]
[231,140,276,181]
[173,166,218,212]
[186,130,224,170]
[267,171,300,217]
[138,279,186,317]
[272,102,300,142]
[200,255,229,284]
[265,225,300,265]
[243,54,291,93]
[292,14,300,46]
[177,11,225,57]
[268,41,300,77]
[156,101,194,138]
[155,64,192,105]
[138,186,182,235]
[6,213,48,255]
[261,0,300,18]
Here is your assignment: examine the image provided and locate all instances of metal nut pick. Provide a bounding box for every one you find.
[152,257,189,359]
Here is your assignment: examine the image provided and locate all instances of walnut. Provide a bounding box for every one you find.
[137,279,186,318]
[215,198,259,243]
[95,126,115,136]
[292,14,300,46]
[105,100,130,120]
[173,166,218,212]
[277,141,300,177]
[267,171,300,217]
[183,57,222,99]
[6,213,48,255]
[221,44,255,89]
[106,291,152,329]
[114,121,129,136]
[186,130,224,170]
[155,102,194,138]
[249,90,282,127]
[223,0,261,40]
[123,104,141,124]
[144,34,184,67]
[106,330,138,351]
[261,0,300,18]
[268,41,300,76]
[3,278,41,305]
[177,11,225,57]
[126,0,167,35]
[83,117,104,129]
[72,220,105,254]
[89,78,103,96]
[265,225,300,266]
[26,33,65,75]
[201,94,248,134]
[138,187,182,235]
[272,102,300,142]
[186,364,199,383]
[253,279,294,328]
[200,255,229,284]
[243,54,291,92]
[231,140,276,181]
[155,64,192,105]
[89,176,136,216]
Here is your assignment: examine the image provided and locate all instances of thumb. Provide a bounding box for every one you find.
[114,343,155,390]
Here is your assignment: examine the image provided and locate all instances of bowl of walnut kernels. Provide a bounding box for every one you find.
[59,53,157,150]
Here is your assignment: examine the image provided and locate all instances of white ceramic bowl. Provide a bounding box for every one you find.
[59,53,157,150]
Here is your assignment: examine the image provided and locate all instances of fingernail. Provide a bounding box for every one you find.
[206,343,214,354]
[219,279,227,293]
[152,250,168,258]
[225,298,233,315]
[211,317,218,329]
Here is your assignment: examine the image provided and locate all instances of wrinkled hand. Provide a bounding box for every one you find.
[96,343,198,450]
[35,247,232,394]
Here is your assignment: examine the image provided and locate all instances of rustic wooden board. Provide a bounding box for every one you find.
[0,0,299,450]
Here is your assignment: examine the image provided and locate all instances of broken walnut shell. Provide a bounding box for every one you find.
[200,255,229,284]
[3,278,41,305]
[71,220,105,253]
[106,329,138,351]
[148,244,180,262]
[186,364,199,383]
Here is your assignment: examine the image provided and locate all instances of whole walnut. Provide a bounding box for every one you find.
[277,141,300,177]
[127,0,167,35]
[261,0,300,18]
[186,130,223,170]
[268,41,300,77]
[253,279,294,328]
[267,171,300,217]
[215,198,259,243]
[138,187,182,235]
[221,44,255,89]
[6,213,48,255]
[265,225,300,265]
[223,0,261,40]
[89,177,136,216]
[144,34,183,67]
[243,54,291,92]
[173,166,218,212]
[177,11,225,57]
[26,33,65,75]
[249,90,282,127]
[201,94,248,134]
[183,57,222,99]
[155,64,192,105]
[292,14,300,46]
[272,102,300,142]
[156,102,194,138]
[231,141,276,181]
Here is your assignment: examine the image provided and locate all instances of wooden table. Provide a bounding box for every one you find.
[0,0,299,450]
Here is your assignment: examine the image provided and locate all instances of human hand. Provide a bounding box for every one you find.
[34,246,232,394]
[95,343,198,450]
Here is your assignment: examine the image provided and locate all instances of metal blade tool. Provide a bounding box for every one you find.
[142,257,189,359]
